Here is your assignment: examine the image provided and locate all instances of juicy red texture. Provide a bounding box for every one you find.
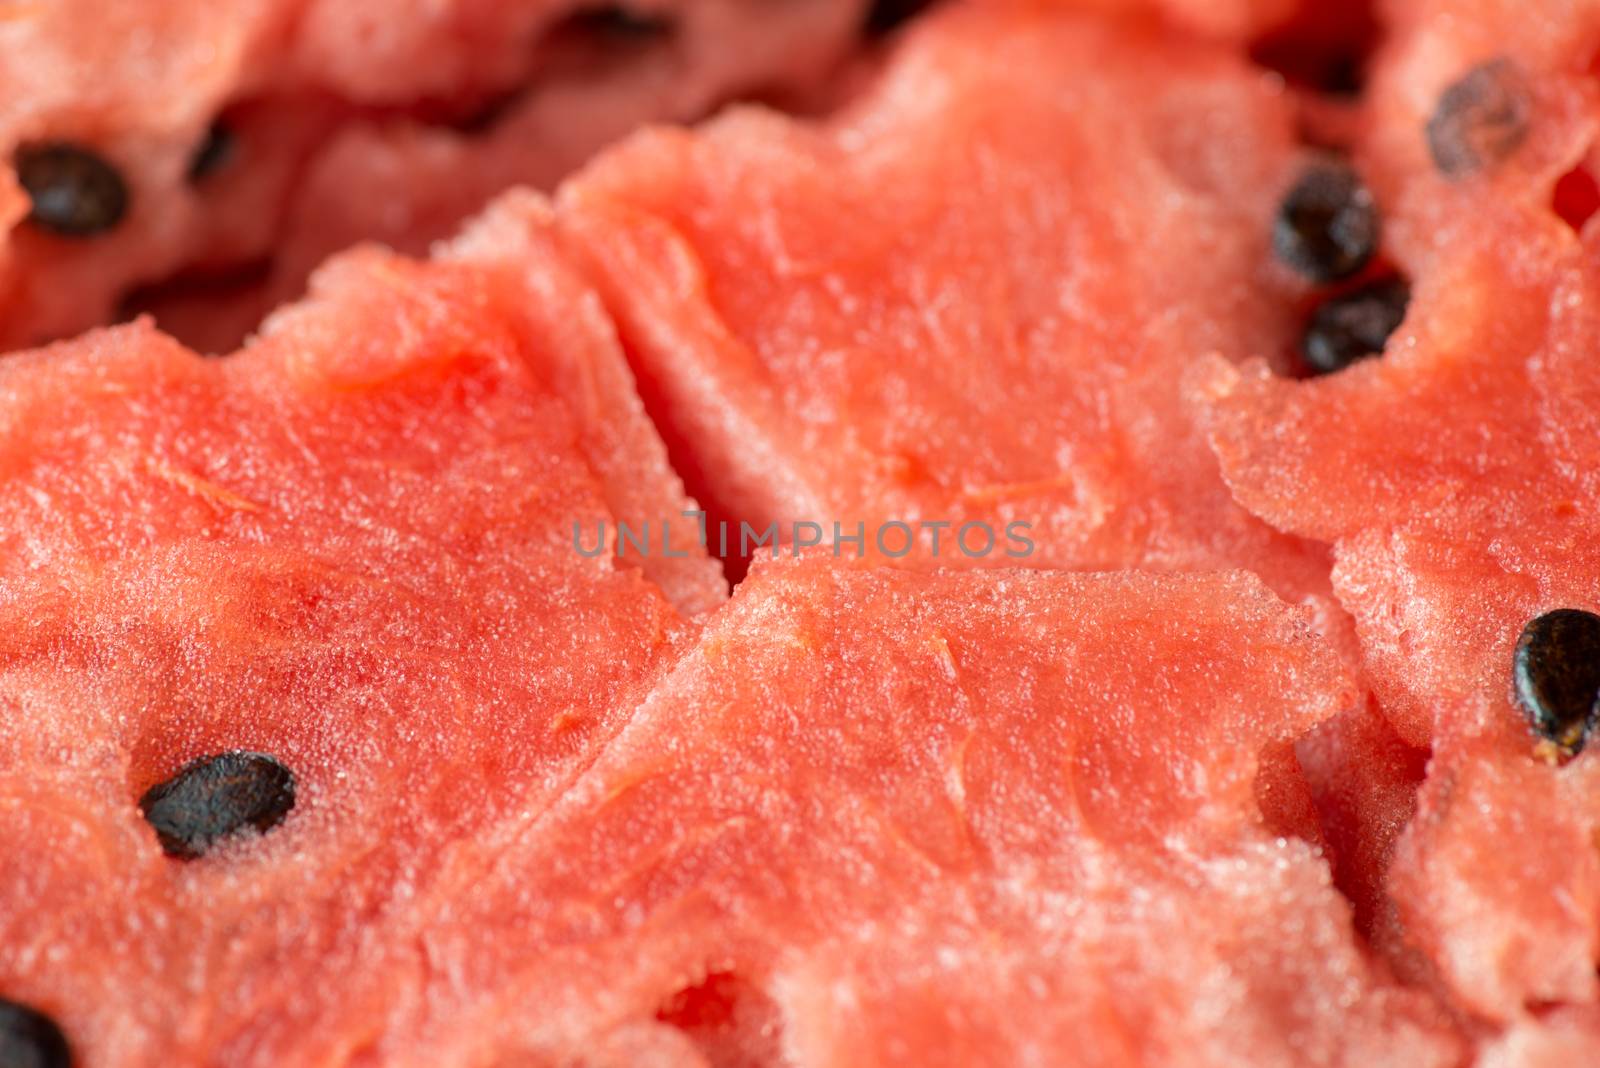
[0,218,722,1065]
[1200,182,1600,1020]
[1295,699,1429,946]
[0,0,869,354]
[405,560,1460,1067]
[1477,1005,1600,1067]
[1357,0,1600,264]
[554,2,1434,976]
[559,2,1337,612]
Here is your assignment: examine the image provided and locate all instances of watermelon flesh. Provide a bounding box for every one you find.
[383,559,1461,1067]
[0,0,867,353]
[1479,1007,1600,1068]
[0,279,1471,1061]
[553,0,1429,918]
[5,0,1591,1060]
[1357,0,1600,263]
[1198,150,1600,1022]
[558,2,1335,609]
[138,0,873,356]
[0,202,724,1064]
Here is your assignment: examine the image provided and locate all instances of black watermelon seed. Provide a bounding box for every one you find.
[1274,162,1380,283]
[865,0,940,35]
[1302,278,1410,375]
[0,998,71,1068]
[1426,59,1530,179]
[14,143,129,238]
[139,751,296,860]
[187,123,236,183]
[1514,609,1600,759]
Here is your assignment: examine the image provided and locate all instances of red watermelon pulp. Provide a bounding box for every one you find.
[9,0,1600,1063]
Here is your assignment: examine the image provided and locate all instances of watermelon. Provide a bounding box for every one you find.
[139,0,873,357]
[0,0,867,353]
[1479,1007,1600,1068]
[1196,146,1600,1023]
[553,0,1437,948]
[0,271,1472,1059]
[557,2,1336,610]
[1357,0,1600,261]
[381,559,1461,1066]
[0,200,725,1064]
[553,0,1413,872]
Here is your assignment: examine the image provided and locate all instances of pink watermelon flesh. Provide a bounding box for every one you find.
[1357,0,1600,263]
[0,204,728,1064]
[0,0,867,353]
[388,559,1461,1067]
[1478,1006,1600,1068]
[552,0,1423,921]
[557,2,1336,610]
[1198,179,1600,1019]
[138,0,872,356]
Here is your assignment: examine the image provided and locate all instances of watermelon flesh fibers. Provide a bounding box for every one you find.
[9,0,1600,1063]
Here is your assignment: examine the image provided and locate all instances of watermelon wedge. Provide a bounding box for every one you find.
[386,559,1462,1066]
[1199,185,1600,1018]
[0,0,867,353]
[0,203,723,1064]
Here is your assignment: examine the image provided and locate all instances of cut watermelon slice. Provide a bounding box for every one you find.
[557,1,1335,608]
[390,559,1462,1066]
[1199,189,1600,1017]
[0,204,721,1064]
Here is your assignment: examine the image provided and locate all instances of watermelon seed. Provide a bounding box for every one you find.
[1514,609,1600,761]
[0,997,71,1068]
[1426,59,1530,179]
[1301,277,1409,375]
[14,143,129,238]
[1273,162,1379,283]
[188,123,237,183]
[139,750,297,860]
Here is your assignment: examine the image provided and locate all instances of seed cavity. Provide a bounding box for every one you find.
[14,143,129,238]
[561,5,676,40]
[188,123,236,184]
[1514,609,1600,761]
[139,750,296,859]
[1274,162,1379,283]
[0,997,71,1068]
[1301,278,1409,375]
[1426,59,1530,178]
[865,0,940,36]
